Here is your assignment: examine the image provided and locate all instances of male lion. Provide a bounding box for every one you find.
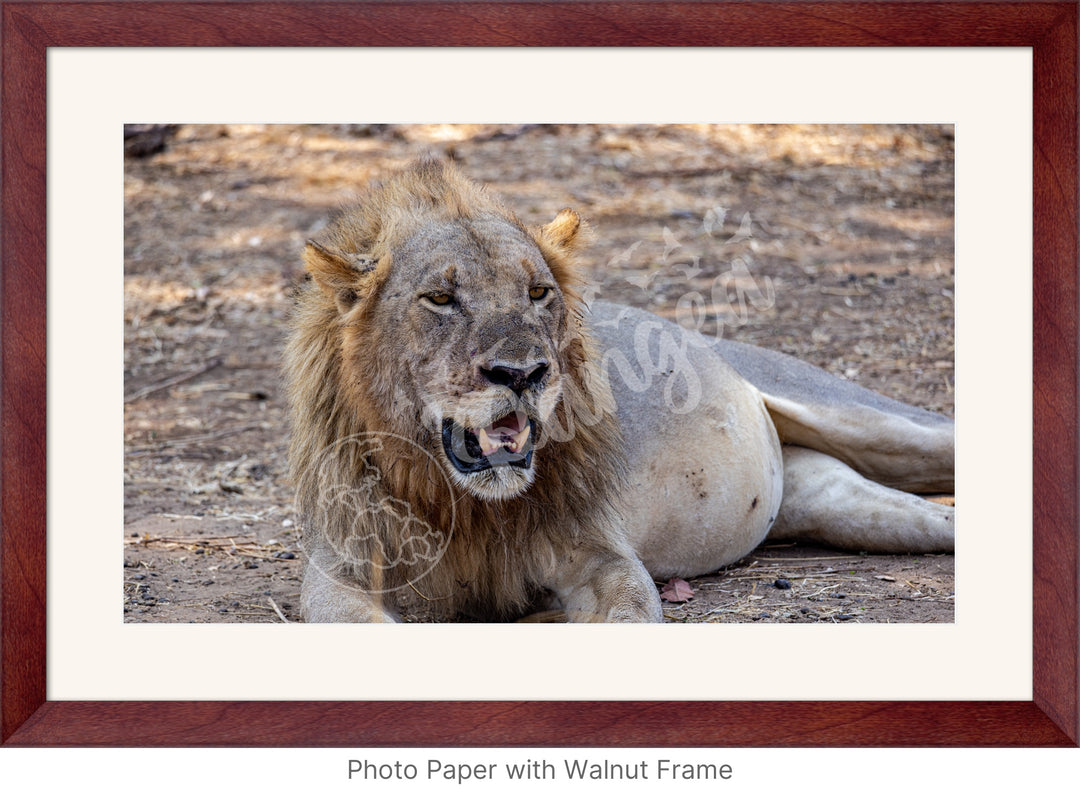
[285,157,953,623]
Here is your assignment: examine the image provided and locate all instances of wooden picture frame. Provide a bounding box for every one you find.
[2,1,1076,747]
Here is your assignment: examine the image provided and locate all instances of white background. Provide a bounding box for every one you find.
[4,46,1070,797]
[50,47,1030,703]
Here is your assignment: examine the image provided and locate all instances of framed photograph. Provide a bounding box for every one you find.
[2,1,1076,747]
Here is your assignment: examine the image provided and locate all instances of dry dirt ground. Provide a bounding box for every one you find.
[124,124,954,624]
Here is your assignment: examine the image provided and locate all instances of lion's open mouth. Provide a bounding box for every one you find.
[441,412,534,474]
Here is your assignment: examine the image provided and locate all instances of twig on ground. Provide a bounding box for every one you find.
[267,596,290,623]
[155,424,264,448]
[805,583,842,599]
[125,357,223,403]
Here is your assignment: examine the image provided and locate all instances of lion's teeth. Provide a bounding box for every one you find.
[476,427,499,457]
[475,418,531,457]
[509,423,531,454]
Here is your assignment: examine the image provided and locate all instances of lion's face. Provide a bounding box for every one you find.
[371,215,570,500]
[305,210,583,507]
[300,161,587,502]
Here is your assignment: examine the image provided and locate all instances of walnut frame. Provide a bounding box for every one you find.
[1,1,1075,746]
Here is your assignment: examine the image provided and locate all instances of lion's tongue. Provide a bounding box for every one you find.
[474,413,530,457]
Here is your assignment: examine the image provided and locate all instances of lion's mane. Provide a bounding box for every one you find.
[284,159,629,620]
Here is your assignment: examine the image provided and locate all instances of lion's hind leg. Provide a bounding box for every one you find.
[768,446,953,553]
[714,339,953,494]
[760,391,953,494]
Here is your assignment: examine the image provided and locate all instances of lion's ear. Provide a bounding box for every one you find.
[533,209,590,303]
[304,239,379,314]
[536,208,584,254]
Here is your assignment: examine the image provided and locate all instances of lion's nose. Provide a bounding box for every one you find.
[479,361,549,395]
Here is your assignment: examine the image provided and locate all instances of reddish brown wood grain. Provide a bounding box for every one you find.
[2,700,1074,747]
[1,0,48,746]
[1,2,1074,47]
[1031,3,1079,745]
[2,1,1076,747]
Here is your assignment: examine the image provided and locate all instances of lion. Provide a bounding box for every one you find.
[284,157,954,623]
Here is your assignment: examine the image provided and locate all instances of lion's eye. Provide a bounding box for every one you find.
[427,293,453,306]
[529,286,550,301]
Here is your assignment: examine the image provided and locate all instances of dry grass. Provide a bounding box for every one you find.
[124,123,953,624]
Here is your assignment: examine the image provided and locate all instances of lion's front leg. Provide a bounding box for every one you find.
[546,548,662,623]
[300,541,400,623]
